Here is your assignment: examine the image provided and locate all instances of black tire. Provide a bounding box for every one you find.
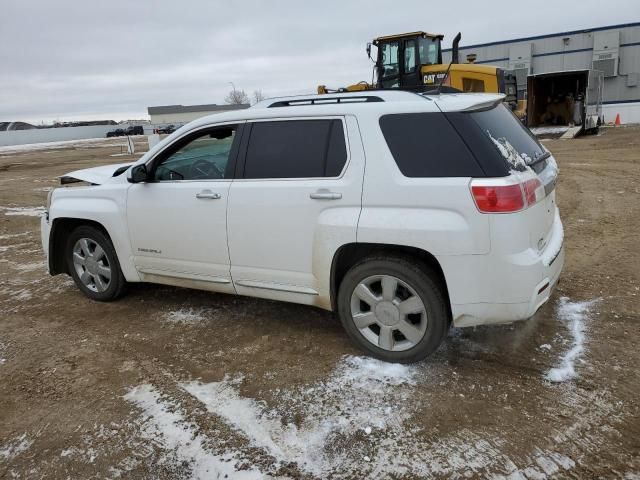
[337,255,449,363]
[65,225,127,301]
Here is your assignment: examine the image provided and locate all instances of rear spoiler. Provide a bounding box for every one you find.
[458,95,506,112]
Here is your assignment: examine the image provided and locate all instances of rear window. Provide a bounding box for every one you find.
[379,113,484,177]
[243,119,347,179]
[467,104,546,169]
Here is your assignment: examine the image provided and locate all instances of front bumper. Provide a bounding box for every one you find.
[41,214,51,274]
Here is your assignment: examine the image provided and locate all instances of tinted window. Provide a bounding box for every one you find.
[468,104,546,167]
[379,113,484,177]
[154,127,236,181]
[326,120,348,177]
[243,120,347,179]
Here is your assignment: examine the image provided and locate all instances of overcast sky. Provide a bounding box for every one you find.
[1,0,638,123]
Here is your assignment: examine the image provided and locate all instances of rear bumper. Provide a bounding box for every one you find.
[450,212,565,328]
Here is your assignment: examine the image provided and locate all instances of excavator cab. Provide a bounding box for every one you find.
[373,32,444,89]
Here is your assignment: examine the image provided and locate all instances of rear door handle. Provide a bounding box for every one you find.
[196,190,221,200]
[310,189,342,200]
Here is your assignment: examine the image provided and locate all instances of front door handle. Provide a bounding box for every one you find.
[196,190,221,200]
[310,189,342,200]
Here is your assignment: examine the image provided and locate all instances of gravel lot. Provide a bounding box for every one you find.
[1,130,639,479]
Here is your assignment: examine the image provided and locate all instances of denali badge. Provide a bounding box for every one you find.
[137,247,162,254]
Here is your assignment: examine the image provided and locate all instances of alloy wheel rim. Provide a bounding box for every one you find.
[72,238,112,293]
[350,274,428,352]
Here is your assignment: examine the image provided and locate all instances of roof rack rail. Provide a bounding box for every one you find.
[267,95,384,108]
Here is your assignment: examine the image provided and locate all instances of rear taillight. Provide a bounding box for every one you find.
[471,184,524,213]
[522,178,544,206]
[471,174,545,214]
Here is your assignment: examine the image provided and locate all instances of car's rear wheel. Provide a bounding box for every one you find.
[337,255,449,363]
[66,225,126,301]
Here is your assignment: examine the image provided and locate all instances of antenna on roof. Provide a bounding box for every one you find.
[434,32,461,95]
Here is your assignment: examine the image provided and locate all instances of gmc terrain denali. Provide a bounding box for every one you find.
[41,91,564,363]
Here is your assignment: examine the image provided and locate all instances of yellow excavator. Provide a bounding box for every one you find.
[318,31,518,107]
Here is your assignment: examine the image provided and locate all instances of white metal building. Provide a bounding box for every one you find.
[443,22,640,124]
[147,103,250,125]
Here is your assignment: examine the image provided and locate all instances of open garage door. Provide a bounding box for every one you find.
[527,69,603,135]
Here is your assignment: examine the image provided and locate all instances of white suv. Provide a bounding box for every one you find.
[41,91,564,363]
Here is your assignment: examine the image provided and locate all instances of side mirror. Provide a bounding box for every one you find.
[127,164,149,183]
[366,42,372,60]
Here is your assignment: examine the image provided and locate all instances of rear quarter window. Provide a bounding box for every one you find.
[379,113,485,177]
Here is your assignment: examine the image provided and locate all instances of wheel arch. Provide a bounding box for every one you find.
[49,217,114,275]
[330,242,451,314]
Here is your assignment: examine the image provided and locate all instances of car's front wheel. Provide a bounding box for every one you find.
[337,255,449,363]
[66,225,126,301]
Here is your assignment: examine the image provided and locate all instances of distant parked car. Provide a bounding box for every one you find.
[155,124,177,135]
[106,128,125,138]
[125,125,144,136]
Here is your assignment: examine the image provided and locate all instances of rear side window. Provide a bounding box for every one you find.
[243,119,347,179]
[379,113,484,177]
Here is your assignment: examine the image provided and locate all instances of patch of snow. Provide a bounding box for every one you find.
[163,308,209,325]
[32,186,53,192]
[0,137,123,154]
[530,126,570,136]
[0,232,30,240]
[538,344,552,351]
[13,261,45,272]
[0,434,33,460]
[182,355,418,477]
[0,206,46,217]
[124,384,264,479]
[546,297,599,383]
[125,351,594,478]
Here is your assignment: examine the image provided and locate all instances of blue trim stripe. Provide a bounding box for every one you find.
[454,43,640,64]
[474,58,509,64]
[602,99,640,105]
[534,47,593,57]
[442,21,640,52]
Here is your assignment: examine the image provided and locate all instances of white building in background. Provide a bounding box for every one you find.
[442,22,640,124]
[147,103,250,125]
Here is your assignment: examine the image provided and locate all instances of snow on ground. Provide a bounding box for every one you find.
[0,232,30,241]
[163,308,210,325]
[182,356,417,477]
[546,297,599,382]
[530,126,570,136]
[124,354,585,478]
[124,384,264,479]
[0,137,125,155]
[0,434,33,460]
[12,261,46,272]
[0,206,46,217]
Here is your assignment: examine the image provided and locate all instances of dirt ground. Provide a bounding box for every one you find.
[0,129,639,479]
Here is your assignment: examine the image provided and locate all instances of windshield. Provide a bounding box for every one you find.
[469,104,546,169]
[418,37,440,65]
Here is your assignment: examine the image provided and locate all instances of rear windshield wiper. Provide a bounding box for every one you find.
[529,150,551,165]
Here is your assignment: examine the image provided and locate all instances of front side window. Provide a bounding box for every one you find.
[379,41,399,87]
[243,119,347,179]
[154,126,236,181]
